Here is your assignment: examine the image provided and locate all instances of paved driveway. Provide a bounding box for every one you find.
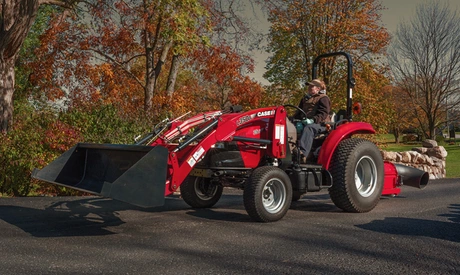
[0,178,459,274]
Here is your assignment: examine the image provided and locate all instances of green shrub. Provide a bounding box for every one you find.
[0,102,54,196]
[402,134,418,143]
[435,134,445,144]
[60,103,152,144]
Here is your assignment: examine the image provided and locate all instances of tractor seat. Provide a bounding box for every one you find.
[330,109,347,123]
[314,110,348,141]
[323,109,348,130]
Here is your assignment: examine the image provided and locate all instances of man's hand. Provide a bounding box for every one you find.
[302,118,314,125]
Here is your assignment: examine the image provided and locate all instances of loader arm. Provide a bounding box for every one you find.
[151,110,224,146]
[160,106,288,196]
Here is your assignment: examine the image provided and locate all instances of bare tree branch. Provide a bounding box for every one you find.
[38,0,76,8]
[91,49,146,90]
[389,1,460,139]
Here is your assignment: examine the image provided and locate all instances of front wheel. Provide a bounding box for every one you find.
[243,166,292,222]
[180,176,223,208]
[329,138,384,213]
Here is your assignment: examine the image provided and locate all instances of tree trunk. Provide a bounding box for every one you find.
[144,45,155,111]
[144,73,154,111]
[154,40,173,83]
[0,57,15,132]
[144,41,173,111]
[393,126,400,144]
[166,54,180,98]
[1,0,41,132]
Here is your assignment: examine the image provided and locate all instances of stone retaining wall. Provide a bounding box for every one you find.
[380,139,447,180]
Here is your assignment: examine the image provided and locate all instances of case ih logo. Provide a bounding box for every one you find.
[257,110,275,117]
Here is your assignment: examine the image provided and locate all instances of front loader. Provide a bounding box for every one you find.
[33,52,429,222]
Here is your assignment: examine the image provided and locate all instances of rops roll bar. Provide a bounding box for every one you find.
[311,52,355,120]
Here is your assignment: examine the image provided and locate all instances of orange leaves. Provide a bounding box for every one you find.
[228,76,264,108]
[188,44,263,110]
[350,61,392,134]
[383,84,420,134]
[99,63,114,79]
[26,0,262,122]
[265,0,391,128]
[266,0,390,83]
[114,0,132,14]
[88,63,143,112]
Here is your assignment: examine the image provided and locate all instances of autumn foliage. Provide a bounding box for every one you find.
[187,44,263,110]
[28,0,265,118]
[4,0,399,197]
[264,0,392,134]
[381,85,420,143]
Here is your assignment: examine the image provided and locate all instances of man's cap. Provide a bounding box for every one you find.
[307,79,325,90]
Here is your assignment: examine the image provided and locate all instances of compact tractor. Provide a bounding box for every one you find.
[33,52,429,222]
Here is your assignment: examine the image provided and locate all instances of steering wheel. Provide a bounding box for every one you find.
[284,104,307,120]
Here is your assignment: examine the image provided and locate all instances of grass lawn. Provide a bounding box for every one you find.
[376,134,460,178]
[443,144,460,178]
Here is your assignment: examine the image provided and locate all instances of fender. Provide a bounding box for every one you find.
[317,122,376,170]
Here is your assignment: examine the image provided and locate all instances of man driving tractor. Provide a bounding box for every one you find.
[294,79,331,162]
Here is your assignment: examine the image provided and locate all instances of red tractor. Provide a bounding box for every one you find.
[33,52,428,222]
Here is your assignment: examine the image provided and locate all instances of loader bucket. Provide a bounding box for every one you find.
[32,143,169,208]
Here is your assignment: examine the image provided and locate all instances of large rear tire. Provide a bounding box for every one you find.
[243,166,292,222]
[181,176,223,208]
[329,138,383,213]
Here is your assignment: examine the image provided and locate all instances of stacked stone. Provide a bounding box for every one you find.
[381,139,448,180]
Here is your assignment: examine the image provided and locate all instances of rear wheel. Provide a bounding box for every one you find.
[181,176,223,208]
[329,138,383,212]
[243,166,292,222]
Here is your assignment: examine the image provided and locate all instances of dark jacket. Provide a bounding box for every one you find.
[295,93,331,123]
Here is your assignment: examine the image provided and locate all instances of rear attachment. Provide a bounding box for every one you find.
[32,143,169,208]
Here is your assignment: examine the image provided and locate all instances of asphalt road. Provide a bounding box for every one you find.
[0,179,459,275]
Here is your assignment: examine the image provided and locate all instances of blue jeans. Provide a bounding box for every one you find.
[299,123,324,156]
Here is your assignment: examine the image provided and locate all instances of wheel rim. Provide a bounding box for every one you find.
[194,179,217,201]
[354,156,378,197]
[262,178,286,213]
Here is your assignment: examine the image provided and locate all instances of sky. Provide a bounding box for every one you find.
[248,0,460,84]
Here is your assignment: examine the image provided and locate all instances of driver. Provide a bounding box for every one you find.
[294,79,331,162]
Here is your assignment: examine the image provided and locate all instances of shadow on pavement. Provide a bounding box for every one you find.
[186,208,252,222]
[356,204,460,243]
[289,193,340,212]
[0,195,188,238]
[186,193,341,222]
[0,192,253,236]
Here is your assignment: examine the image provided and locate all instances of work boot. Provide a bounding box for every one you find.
[300,155,307,164]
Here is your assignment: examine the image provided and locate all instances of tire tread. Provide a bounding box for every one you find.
[329,138,383,213]
[181,176,223,208]
[243,166,292,222]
